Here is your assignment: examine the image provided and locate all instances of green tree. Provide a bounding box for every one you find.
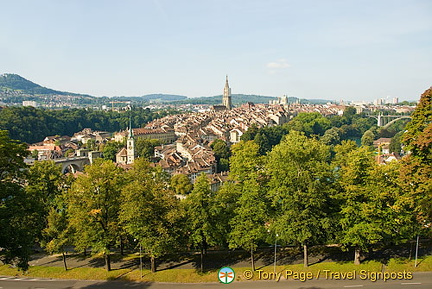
[333,146,414,264]
[41,174,74,271]
[228,180,268,271]
[135,138,161,159]
[284,112,331,137]
[102,141,123,161]
[227,141,268,270]
[389,131,403,154]
[67,159,125,271]
[25,160,68,269]
[84,139,97,151]
[400,87,432,234]
[120,159,180,272]
[170,174,193,195]
[183,173,218,272]
[240,124,259,141]
[42,199,71,270]
[31,149,39,159]
[342,106,357,124]
[334,146,374,264]
[361,130,375,147]
[26,161,65,238]
[321,127,341,146]
[266,131,334,267]
[210,139,231,172]
[0,130,34,270]
[403,87,432,162]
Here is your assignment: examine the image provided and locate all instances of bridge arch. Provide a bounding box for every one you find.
[382,116,412,128]
[62,163,81,174]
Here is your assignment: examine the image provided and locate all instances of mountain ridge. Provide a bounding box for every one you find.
[0,73,330,106]
[0,73,93,97]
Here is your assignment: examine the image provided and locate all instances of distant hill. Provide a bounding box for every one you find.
[0,73,334,107]
[0,73,92,97]
[170,94,330,105]
[172,94,279,105]
[142,94,187,102]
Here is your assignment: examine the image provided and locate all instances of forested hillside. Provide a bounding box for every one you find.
[0,106,178,143]
[0,73,90,96]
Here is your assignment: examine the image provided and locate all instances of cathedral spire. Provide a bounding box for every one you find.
[223,75,232,110]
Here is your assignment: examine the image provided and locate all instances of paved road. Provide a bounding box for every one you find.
[1,272,431,289]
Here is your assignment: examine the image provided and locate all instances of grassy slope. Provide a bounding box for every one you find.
[0,256,431,283]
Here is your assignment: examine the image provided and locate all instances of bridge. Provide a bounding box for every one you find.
[369,113,412,127]
[53,157,90,174]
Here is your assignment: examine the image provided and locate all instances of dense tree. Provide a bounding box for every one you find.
[120,159,180,272]
[361,130,375,147]
[400,87,432,233]
[183,173,219,272]
[0,130,34,270]
[227,141,268,270]
[403,87,432,162]
[240,124,259,142]
[333,145,415,264]
[0,106,177,144]
[42,194,71,271]
[342,106,357,124]
[284,112,331,137]
[102,141,124,161]
[210,139,231,172]
[26,161,65,244]
[135,138,161,159]
[321,127,342,146]
[389,131,403,154]
[170,173,193,195]
[334,146,375,264]
[266,131,334,267]
[67,159,125,271]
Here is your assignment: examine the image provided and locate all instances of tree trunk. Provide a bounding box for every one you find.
[303,243,308,268]
[62,251,68,271]
[203,239,208,255]
[354,247,361,265]
[105,252,111,271]
[83,248,87,257]
[251,247,255,271]
[120,237,124,256]
[200,247,204,272]
[150,256,156,273]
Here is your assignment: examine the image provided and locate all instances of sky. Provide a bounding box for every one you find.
[1,0,431,102]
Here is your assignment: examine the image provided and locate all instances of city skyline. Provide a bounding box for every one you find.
[1,0,431,102]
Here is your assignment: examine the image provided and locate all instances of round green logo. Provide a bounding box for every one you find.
[218,266,235,284]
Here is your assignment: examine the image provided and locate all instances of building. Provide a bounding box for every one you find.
[22,100,38,107]
[114,126,176,144]
[126,126,135,164]
[116,124,136,165]
[222,75,232,110]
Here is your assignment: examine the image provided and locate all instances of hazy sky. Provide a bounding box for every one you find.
[1,0,431,101]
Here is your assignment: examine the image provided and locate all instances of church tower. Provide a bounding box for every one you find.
[126,118,135,164]
[222,75,232,110]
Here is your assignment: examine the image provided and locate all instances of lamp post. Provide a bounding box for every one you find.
[274,234,279,273]
[414,235,419,268]
[134,239,143,278]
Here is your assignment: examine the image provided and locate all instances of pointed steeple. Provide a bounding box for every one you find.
[126,114,135,164]
[223,75,232,110]
[128,115,133,138]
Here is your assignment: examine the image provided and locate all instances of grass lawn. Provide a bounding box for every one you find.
[0,255,431,283]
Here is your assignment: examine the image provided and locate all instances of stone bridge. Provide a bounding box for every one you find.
[369,113,412,127]
[53,157,90,174]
